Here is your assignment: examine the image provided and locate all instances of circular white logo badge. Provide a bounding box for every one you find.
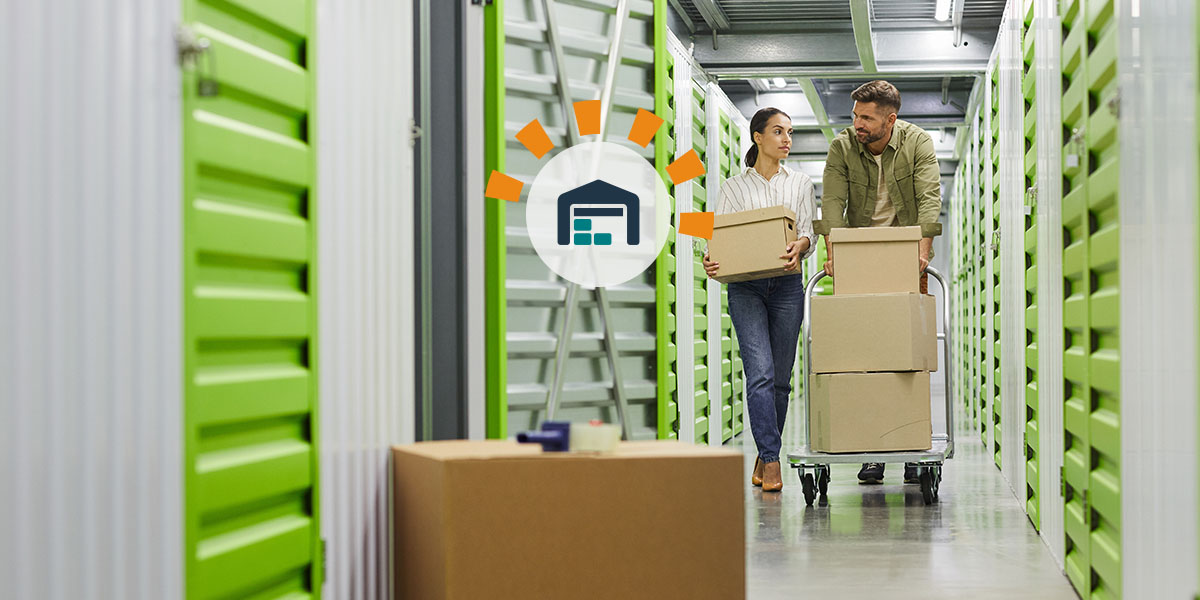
[524,141,670,289]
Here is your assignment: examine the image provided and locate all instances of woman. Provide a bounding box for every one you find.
[703,107,817,492]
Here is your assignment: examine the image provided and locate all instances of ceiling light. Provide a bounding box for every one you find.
[772,77,787,88]
[934,0,951,22]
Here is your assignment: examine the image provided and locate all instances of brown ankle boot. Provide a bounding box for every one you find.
[751,458,764,486]
[762,461,783,492]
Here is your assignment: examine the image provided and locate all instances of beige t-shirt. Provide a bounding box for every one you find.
[869,153,898,227]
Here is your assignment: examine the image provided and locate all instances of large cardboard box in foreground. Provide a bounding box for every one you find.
[811,372,932,453]
[810,292,938,373]
[829,226,921,294]
[709,205,798,283]
[392,440,744,600]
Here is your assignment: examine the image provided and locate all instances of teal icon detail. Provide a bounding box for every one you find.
[557,179,640,246]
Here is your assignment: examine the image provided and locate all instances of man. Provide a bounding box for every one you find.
[815,80,943,485]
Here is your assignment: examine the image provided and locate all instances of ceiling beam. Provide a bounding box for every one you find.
[691,0,730,31]
[797,78,836,142]
[693,29,995,77]
[848,0,878,73]
[952,0,967,46]
[667,0,696,33]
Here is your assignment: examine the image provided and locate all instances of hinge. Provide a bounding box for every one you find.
[1059,466,1065,497]
[175,24,219,97]
[1025,184,1038,216]
[409,119,423,147]
[1064,127,1085,169]
[1107,90,1121,118]
[470,0,493,5]
[320,538,327,583]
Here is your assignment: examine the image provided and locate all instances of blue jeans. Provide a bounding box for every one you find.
[727,273,805,464]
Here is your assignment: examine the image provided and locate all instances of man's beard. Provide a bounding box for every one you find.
[857,128,884,144]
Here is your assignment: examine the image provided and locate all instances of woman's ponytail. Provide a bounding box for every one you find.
[744,145,759,168]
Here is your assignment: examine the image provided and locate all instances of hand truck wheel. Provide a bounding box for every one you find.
[919,469,934,505]
[801,472,817,506]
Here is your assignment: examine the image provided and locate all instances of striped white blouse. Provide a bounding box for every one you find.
[716,164,818,259]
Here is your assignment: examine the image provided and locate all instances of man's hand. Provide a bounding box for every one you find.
[918,236,933,273]
[703,253,719,279]
[822,236,834,276]
[779,240,805,271]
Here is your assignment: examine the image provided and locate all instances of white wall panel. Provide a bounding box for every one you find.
[1034,0,1065,568]
[670,32,696,445]
[998,2,1026,498]
[0,2,183,599]
[315,0,416,598]
[1117,0,1200,595]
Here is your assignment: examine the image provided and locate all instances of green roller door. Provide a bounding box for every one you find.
[181,0,321,597]
[1061,0,1122,596]
[990,65,1002,470]
[655,26,678,440]
[977,112,987,448]
[692,80,712,443]
[1021,0,1040,531]
[727,122,745,438]
[718,112,738,443]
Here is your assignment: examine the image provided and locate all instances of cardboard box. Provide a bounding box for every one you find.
[829,226,921,294]
[392,440,745,600]
[810,293,938,374]
[709,205,798,283]
[810,372,932,453]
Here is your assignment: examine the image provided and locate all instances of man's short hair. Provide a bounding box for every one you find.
[851,80,901,114]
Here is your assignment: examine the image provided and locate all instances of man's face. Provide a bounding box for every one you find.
[852,101,895,144]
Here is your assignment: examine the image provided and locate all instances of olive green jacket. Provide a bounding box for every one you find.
[814,120,943,239]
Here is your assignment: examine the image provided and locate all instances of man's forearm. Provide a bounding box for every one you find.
[919,237,933,259]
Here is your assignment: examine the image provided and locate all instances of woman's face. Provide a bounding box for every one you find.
[753,113,792,163]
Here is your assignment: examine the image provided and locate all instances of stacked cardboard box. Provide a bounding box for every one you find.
[391,440,744,600]
[809,226,937,453]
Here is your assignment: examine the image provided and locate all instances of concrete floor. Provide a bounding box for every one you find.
[739,406,1078,599]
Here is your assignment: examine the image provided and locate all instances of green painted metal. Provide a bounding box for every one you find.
[1022,0,1040,531]
[654,0,678,440]
[1061,0,1122,595]
[181,0,321,596]
[692,80,711,443]
[485,0,507,439]
[990,65,1002,471]
[718,114,737,443]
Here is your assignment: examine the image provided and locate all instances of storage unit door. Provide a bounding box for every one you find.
[181,0,321,597]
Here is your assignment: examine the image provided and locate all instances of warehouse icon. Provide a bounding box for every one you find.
[556,179,640,246]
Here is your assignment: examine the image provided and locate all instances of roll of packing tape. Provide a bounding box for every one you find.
[570,423,621,453]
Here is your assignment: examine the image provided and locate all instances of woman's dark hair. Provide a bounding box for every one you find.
[744,107,790,168]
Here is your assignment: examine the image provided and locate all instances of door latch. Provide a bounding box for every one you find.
[176,25,219,97]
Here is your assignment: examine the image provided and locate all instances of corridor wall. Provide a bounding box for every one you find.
[316,0,417,597]
[0,3,184,599]
[952,0,1200,597]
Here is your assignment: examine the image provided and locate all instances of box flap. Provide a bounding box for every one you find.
[714,205,796,228]
[829,225,921,243]
[392,440,740,462]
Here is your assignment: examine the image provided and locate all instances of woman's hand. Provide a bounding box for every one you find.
[703,253,719,278]
[779,239,807,271]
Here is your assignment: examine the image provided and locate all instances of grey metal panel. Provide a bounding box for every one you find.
[316,0,416,596]
[503,0,660,438]
[0,1,183,598]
